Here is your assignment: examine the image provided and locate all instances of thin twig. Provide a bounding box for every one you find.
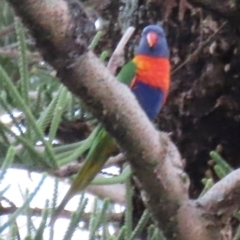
[0,48,41,62]
[107,26,135,75]
[53,153,125,178]
[0,24,15,38]
[0,206,123,222]
[172,21,227,75]
[103,153,125,168]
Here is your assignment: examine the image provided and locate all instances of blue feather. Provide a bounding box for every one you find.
[131,81,164,120]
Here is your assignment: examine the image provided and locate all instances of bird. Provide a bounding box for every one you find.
[50,25,170,224]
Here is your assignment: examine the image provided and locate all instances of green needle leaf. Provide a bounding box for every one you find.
[0,174,46,232]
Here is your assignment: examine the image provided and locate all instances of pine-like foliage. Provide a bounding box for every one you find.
[0,2,158,239]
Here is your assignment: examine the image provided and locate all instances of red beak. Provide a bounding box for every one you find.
[147,32,158,47]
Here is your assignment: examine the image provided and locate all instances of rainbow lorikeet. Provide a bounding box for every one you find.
[51,25,170,223]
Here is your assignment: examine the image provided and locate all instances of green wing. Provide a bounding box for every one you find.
[117,60,136,85]
[51,61,137,224]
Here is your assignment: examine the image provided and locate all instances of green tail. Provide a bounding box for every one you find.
[51,129,117,224]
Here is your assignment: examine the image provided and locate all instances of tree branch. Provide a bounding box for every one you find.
[87,184,126,205]
[0,206,122,223]
[6,0,239,239]
[197,169,240,221]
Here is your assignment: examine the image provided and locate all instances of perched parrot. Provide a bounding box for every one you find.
[51,25,170,223]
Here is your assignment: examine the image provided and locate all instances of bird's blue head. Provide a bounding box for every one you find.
[136,25,169,58]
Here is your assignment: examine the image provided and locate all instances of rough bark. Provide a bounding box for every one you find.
[6,0,240,239]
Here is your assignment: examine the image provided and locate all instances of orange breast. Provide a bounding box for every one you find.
[132,55,170,93]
